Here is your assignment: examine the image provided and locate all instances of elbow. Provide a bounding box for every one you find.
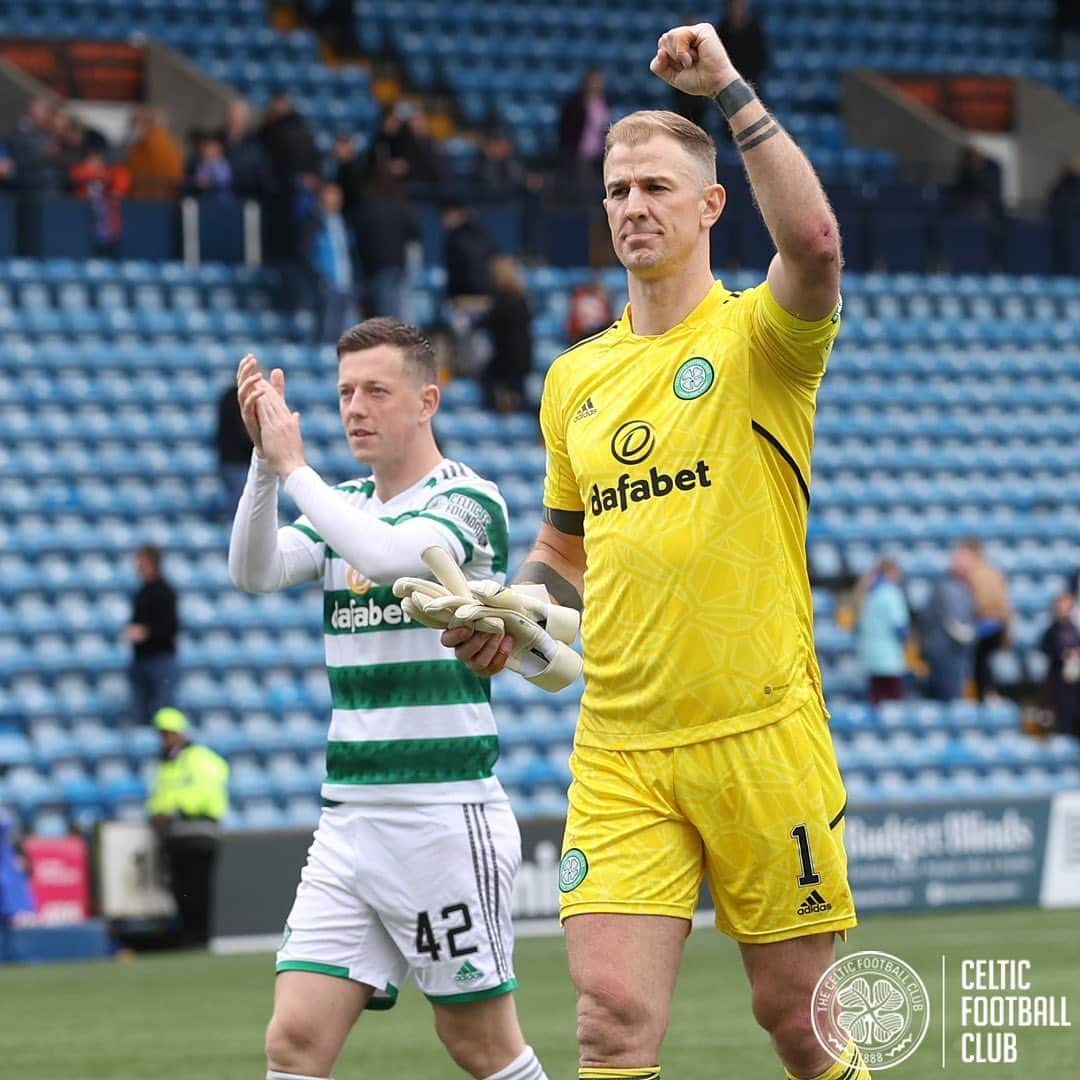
[806,222,842,268]
[789,218,841,270]
[228,561,262,594]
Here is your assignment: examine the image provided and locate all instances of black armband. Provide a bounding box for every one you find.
[712,77,755,118]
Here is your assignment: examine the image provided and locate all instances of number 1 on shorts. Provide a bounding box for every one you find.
[790,823,821,887]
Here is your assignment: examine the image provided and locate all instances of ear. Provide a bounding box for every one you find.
[419,381,440,423]
[702,183,726,229]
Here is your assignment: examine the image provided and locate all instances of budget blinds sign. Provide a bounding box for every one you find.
[844,801,1051,912]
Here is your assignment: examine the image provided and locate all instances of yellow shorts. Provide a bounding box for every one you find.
[559,697,857,943]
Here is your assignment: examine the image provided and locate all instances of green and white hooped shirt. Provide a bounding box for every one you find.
[286,460,511,805]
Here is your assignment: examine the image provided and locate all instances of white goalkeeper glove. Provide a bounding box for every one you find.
[392,578,504,635]
[393,550,582,693]
[449,593,582,692]
[466,580,580,645]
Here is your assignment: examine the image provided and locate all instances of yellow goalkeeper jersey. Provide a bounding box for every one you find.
[541,280,841,750]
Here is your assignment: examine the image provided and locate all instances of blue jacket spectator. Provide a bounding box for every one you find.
[921,546,977,701]
[856,559,910,704]
[189,134,233,200]
[303,182,357,342]
[218,100,272,199]
[0,808,35,924]
[9,97,62,193]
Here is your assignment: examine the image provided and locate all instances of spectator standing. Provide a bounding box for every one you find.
[303,182,358,343]
[481,255,534,414]
[397,103,442,185]
[0,807,35,926]
[258,91,321,192]
[68,148,131,256]
[52,109,104,175]
[962,538,1012,701]
[218,100,272,199]
[352,170,420,321]
[125,107,185,199]
[188,133,233,200]
[146,708,229,948]
[949,147,1003,218]
[216,382,254,519]
[478,127,543,198]
[1040,592,1080,738]
[855,558,910,704]
[367,102,442,186]
[1048,154,1080,221]
[443,202,494,300]
[331,132,367,216]
[9,97,62,193]
[442,202,495,375]
[123,545,180,726]
[920,544,977,701]
[558,69,611,192]
[718,0,770,91]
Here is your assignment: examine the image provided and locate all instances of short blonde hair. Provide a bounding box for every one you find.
[604,109,717,187]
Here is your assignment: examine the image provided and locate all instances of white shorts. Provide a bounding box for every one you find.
[276,800,521,1006]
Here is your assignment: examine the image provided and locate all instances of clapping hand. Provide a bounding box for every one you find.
[254,371,307,479]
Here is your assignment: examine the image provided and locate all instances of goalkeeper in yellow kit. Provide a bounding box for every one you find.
[438,21,870,1080]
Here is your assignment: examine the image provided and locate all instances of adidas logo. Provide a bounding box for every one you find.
[796,889,832,916]
[573,397,597,421]
[454,960,484,983]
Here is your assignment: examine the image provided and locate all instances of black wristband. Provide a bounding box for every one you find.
[712,77,755,118]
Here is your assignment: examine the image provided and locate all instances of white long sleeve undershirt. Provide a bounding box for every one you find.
[228,454,464,593]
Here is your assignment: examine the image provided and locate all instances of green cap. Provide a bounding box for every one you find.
[153,707,189,733]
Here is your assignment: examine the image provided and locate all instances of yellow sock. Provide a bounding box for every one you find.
[785,1039,871,1079]
[579,1070,661,1079]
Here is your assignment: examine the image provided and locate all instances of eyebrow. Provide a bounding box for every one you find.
[605,173,676,191]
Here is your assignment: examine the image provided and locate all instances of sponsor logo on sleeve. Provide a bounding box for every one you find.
[425,492,493,546]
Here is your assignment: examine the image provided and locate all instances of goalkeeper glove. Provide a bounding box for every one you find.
[392,578,504,635]
[451,595,582,693]
[466,580,580,645]
[392,578,582,693]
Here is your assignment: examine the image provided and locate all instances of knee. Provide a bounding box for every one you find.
[751,988,823,1073]
[433,1015,517,1078]
[577,974,661,1063]
[266,1011,326,1074]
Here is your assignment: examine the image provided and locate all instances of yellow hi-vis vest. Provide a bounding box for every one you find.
[146,743,229,821]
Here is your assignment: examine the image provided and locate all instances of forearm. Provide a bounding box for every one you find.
[515,537,585,612]
[715,79,839,268]
[282,465,461,583]
[228,453,319,592]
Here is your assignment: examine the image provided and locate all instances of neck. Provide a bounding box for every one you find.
[372,432,443,502]
[625,255,715,336]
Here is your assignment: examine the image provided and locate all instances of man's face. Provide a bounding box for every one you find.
[135,554,155,581]
[337,346,435,467]
[951,547,975,579]
[161,730,183,754]
[603,134,723,280]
